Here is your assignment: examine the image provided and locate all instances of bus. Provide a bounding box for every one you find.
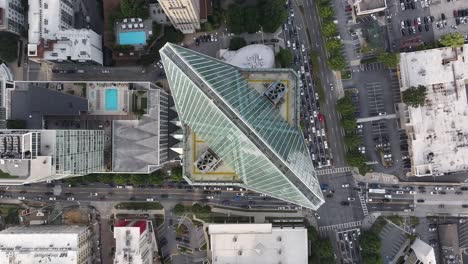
[368,189,386,194]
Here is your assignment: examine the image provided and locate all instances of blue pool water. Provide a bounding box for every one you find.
[119,31,146,45]
[105,89,118,111]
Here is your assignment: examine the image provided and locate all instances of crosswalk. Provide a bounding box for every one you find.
[319,220,362,233]
[351,62,385,72]
[316,167,352,175]
[358,192,369,216]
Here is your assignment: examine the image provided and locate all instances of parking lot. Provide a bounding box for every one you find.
[429,0,468,40]
[336,228,361,263]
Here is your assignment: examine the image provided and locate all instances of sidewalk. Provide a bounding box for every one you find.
[212,207,304,223]
[353,171,400,184]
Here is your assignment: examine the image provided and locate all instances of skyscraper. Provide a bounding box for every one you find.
[159,43,324,209]
[157,0,201,34]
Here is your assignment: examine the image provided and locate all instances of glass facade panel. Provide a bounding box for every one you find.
[160,44,324,209]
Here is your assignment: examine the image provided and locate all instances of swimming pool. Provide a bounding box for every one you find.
[119,31,146,45]
[105,89,118,111]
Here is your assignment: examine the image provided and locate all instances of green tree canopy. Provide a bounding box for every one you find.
[341,118,357,133]
[439,32,465,47]
[171,166,184,182]
[148,171,165,185]
[344,132,361,150]
[325,39,342,54]
[276,47,293,67]
[258,0,288,33]
[322,22,337,38]
[402,85,427,108]
[99,174,115,184]
[328,55,346,70]
[130,174,147,185]
[346,151,369,174]
[120,0,149,19]
[243,7,260,33]
[114,174,128,185]
[359,231,382,254]
[0,32,19,62]
[377,52,400,68]
[336,96,355,116]
[229,37,247,50]
[173,203,186,215]
[318,6,334,19]
[226,4,244,34]
[362,252,382,264]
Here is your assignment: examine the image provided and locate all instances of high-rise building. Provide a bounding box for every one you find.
[159,43,324,209]
[0,0,25,35]
[113,219,157,264]
[0,225,93,264]
[0,129,105,184]
[157,0,201,34]
[27,0,103,64]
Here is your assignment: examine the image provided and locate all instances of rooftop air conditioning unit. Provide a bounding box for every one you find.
[264,81,288,105]
[195,148,221,173]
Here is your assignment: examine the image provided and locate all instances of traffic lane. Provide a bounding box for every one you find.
[368,203,409,212]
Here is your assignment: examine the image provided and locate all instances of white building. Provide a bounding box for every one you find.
[0,225,93,264]
[399,45,468,176]
[208,223,308,264]
[408,238,436,264]
[0,0,25,35]
[157,0,201,34]
[351,0,387,16]
[27,0,103,64]
[219,44,275,69]
[114,219,157,264]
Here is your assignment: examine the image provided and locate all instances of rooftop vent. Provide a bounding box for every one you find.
[195,148,221,173]
[264,81,288,105]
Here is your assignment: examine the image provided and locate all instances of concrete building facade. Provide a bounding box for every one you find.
[157,0,200,34]
[0,0,25,35]
[114,219,156,264]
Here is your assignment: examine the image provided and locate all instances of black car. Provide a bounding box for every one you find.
[418,25,422,32]
[270,38,279,43]
[410,2,415,9]
[406,19,411,27]
[425,24,429,31]
[441,13,446,20]
[462,187,468,191]
[424,17,428,24]
[340,201,350,206]
[463,204,468,208]
[401,29,406,36]
[439,191,446,195]
[160,194,169,198]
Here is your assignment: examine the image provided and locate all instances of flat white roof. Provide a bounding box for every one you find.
[209,224,308,264]
[221,44,275,69]
[28,0,72,44]
[400,45,468,175]
[411,239,436,264]
[0,225,86,264]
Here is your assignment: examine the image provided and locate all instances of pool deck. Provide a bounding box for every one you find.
[87,82,129,115]
[114,18,153,50]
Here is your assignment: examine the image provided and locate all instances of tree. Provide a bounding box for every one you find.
[325,39,342,54]
[6,119,26,129]
[336,96,355,116]
[83,174,98,182]
[243,7,260,33]
[328,55,346,70]
[99,174,115,184]
[276,47,293,67]
[259,0,288,33]
[164,26,184,43]
[114,174,128,185]
[362,252,382,264]
[226,4,244,34]
[346,151,367,169]
[130,174,147,185]
[229,37,247,51]
[120,0,149,19]
[439,32,465,47]
[0,32,19,62]
[322,22,337,38]
[318,6,334,19]
[171,166,184,182]
[148,171,164,185]
[377,52,400,68]
[359,231,381,254]
[402,85,427,108]
[341,118,357,133]
[344,132,360,150]
[173,203,186,215]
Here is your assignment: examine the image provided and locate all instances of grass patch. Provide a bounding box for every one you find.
[0,204,21,224]
[360,57,378,64]
[115,202,163,210]
[0,169,18,178]
[341,70,352,80]
[387,215,404,226]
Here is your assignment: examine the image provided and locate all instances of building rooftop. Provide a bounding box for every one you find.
[160,43,323,209]
[28,0,72,45]
[411,238,436,264]
[399,45,468,176]
[0,225,88,264]
[354,0,387,14]
[208,223,308,264]
[114,219,152,264]
[220,44,275,69]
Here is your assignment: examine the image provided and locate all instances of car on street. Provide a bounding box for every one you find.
[342,184,350,188]
[396,191,404,194]
[206,196,214,199]
[378,112,387,116]
[417,199,425,203]
[384,194,392,199]
[18,197,25,200]
[347,197,355,201]
[301,44,305,52]
[446,187,455,191]
[430,191,437,195]
[434,187,443,191]
[287,40,291,48]
[236,193,244,197]
[49,197,56,201]
[314,212,320,219]
[226,187,234,191]
[318,113,323,122]
[409,191,417,195]
[67,197,75,201]
[90,193,98,196]
[340,201,350,206]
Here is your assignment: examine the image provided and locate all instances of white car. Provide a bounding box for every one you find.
[434,187,443,191]
[18,197,25,200]
[116,185,124,189]
[67,197,75,201]
[324,141,328,149]
[321,129,325,137]
[347,197,355,201]
[314,212,320,219]
[401,21,405,29]
[446,187,455,191]
[312,127,316,134]
[378,112,387,116]
[430,191,437,195]
[396,191,404,194]
[226,187,234,191]
[236,193,244,197]
[409,191,417,195]
[287,40,291,48]
[49,197,57,201]
[342,184,350,188]
[292,42,296,50]
[301,66,305,74]
[213,187,222,191]
[206,196,214,199]
[384,195,392,199]
[315,92,319,100]
[301,44,305,52]
[313,111,317,117]
[90,193,98,196]
[309,116,314,124]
